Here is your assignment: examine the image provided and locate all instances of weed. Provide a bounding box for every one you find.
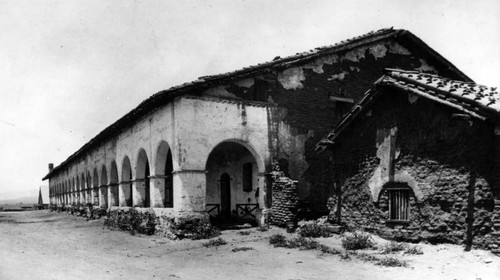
[297,222,333,238]
[190,220,220,240]
[341,232,375,250]
[239,231,251,236]
[202,237,227,248]
[380,241,408,254]
[287,237,320,250]
[318,244,341,255]
[269,234,288,247]
[377,256,407,267]
[404,245,423,255]
[355,252,379,262]
[232,247,254,252]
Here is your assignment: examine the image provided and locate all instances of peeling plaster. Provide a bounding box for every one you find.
[416,59,437,72]
[387,42,411,55]
[369,44,387,60]
[278,67,306,90]
[234,78,255,88]
[202,86,238,98]
[303,54,340,74]
[327,71,349,81]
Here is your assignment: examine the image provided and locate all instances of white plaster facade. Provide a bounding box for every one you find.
[48,95,276,225]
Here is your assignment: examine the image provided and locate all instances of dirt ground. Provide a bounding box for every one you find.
[0,211,498,280]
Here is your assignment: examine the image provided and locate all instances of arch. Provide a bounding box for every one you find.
[100,165,108,207]
[205,140,262,223]
[121,156,133,206]
[100,165,108,186]
[154,141,174,207]
[136,148,151,207]
[110,161,118,184]
[109,161,119,206]
[205,139,265,173]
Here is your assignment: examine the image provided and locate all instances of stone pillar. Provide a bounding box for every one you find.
[132,179,147,207]
[108,184,118,207]
[119,182,132,206]
[172,170,208,223]
[150,176,166,207]
[99,185,107,208]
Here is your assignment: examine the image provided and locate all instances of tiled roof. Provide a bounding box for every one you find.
[44,28,472,180]
[315,69,500,153]
[383,69,499,113]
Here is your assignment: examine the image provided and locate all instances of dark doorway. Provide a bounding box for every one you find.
[220,173,231,216]
[145,161,150,207]
[165,149,173,207]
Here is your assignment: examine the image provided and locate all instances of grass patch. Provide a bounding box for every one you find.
[202,237,227,248]
[318,244,341,255]
[380,241,408,254]
[232,247,254,252]
[269,234,320,250]
[404,245,423,255]
[239,231,251,236]
[297,222,333,238]
[341,232,375,250]
[377,256,408,267]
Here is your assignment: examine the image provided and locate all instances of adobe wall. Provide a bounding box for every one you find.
[212,39,455,211]
[326,89,500,253]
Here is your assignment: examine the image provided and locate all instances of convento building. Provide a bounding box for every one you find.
[44,28,477,228]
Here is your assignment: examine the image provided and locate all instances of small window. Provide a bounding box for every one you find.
[242,162,253,192]
[253,79,268,102]
[387,188,410,221]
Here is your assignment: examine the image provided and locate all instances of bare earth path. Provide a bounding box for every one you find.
[0,211,498,280]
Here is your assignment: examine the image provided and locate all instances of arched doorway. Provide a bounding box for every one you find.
[136,149,151,207]
[220,173,231,217]
[205,141,261,224]
[109,161,119,206]
[121,156,133,206]
[154,141,174,208]
[100,165,108,208]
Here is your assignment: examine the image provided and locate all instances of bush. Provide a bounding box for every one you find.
[202,237,227,247]
[269,234,320,250]
[190,220,220,240]
[104,208,157,235]
[380,241,408,254]
[232,247,254,252]
[341,232,375,250]
[297,222,333,238]
[269,234,287,247]
[318,244,341,255]
[404,245,423,255]
[377,256,407,267]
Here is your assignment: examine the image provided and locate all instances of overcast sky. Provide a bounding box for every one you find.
[0,0,499,200]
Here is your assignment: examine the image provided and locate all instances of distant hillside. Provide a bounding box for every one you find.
[0,196,38,206]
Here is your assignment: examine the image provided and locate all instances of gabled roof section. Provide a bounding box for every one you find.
[315,69,500,153]
[44,28,473,180]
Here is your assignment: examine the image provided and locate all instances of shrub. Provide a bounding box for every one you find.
[380,241,408,254]
[287,237,320,250]
[377,256,407,267]
[232,247,254,252]
[404,245,423,255]
[269,234,287,247]
[318,244,340,255]
[341,232,375,250]
[190,220,220,240]
[104,208,157,235]
[202,237,227,247]
[297,222,332,238]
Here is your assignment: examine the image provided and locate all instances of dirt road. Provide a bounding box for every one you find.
[0,211,498,280]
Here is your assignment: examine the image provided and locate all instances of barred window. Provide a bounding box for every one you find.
[387,188,410,221]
